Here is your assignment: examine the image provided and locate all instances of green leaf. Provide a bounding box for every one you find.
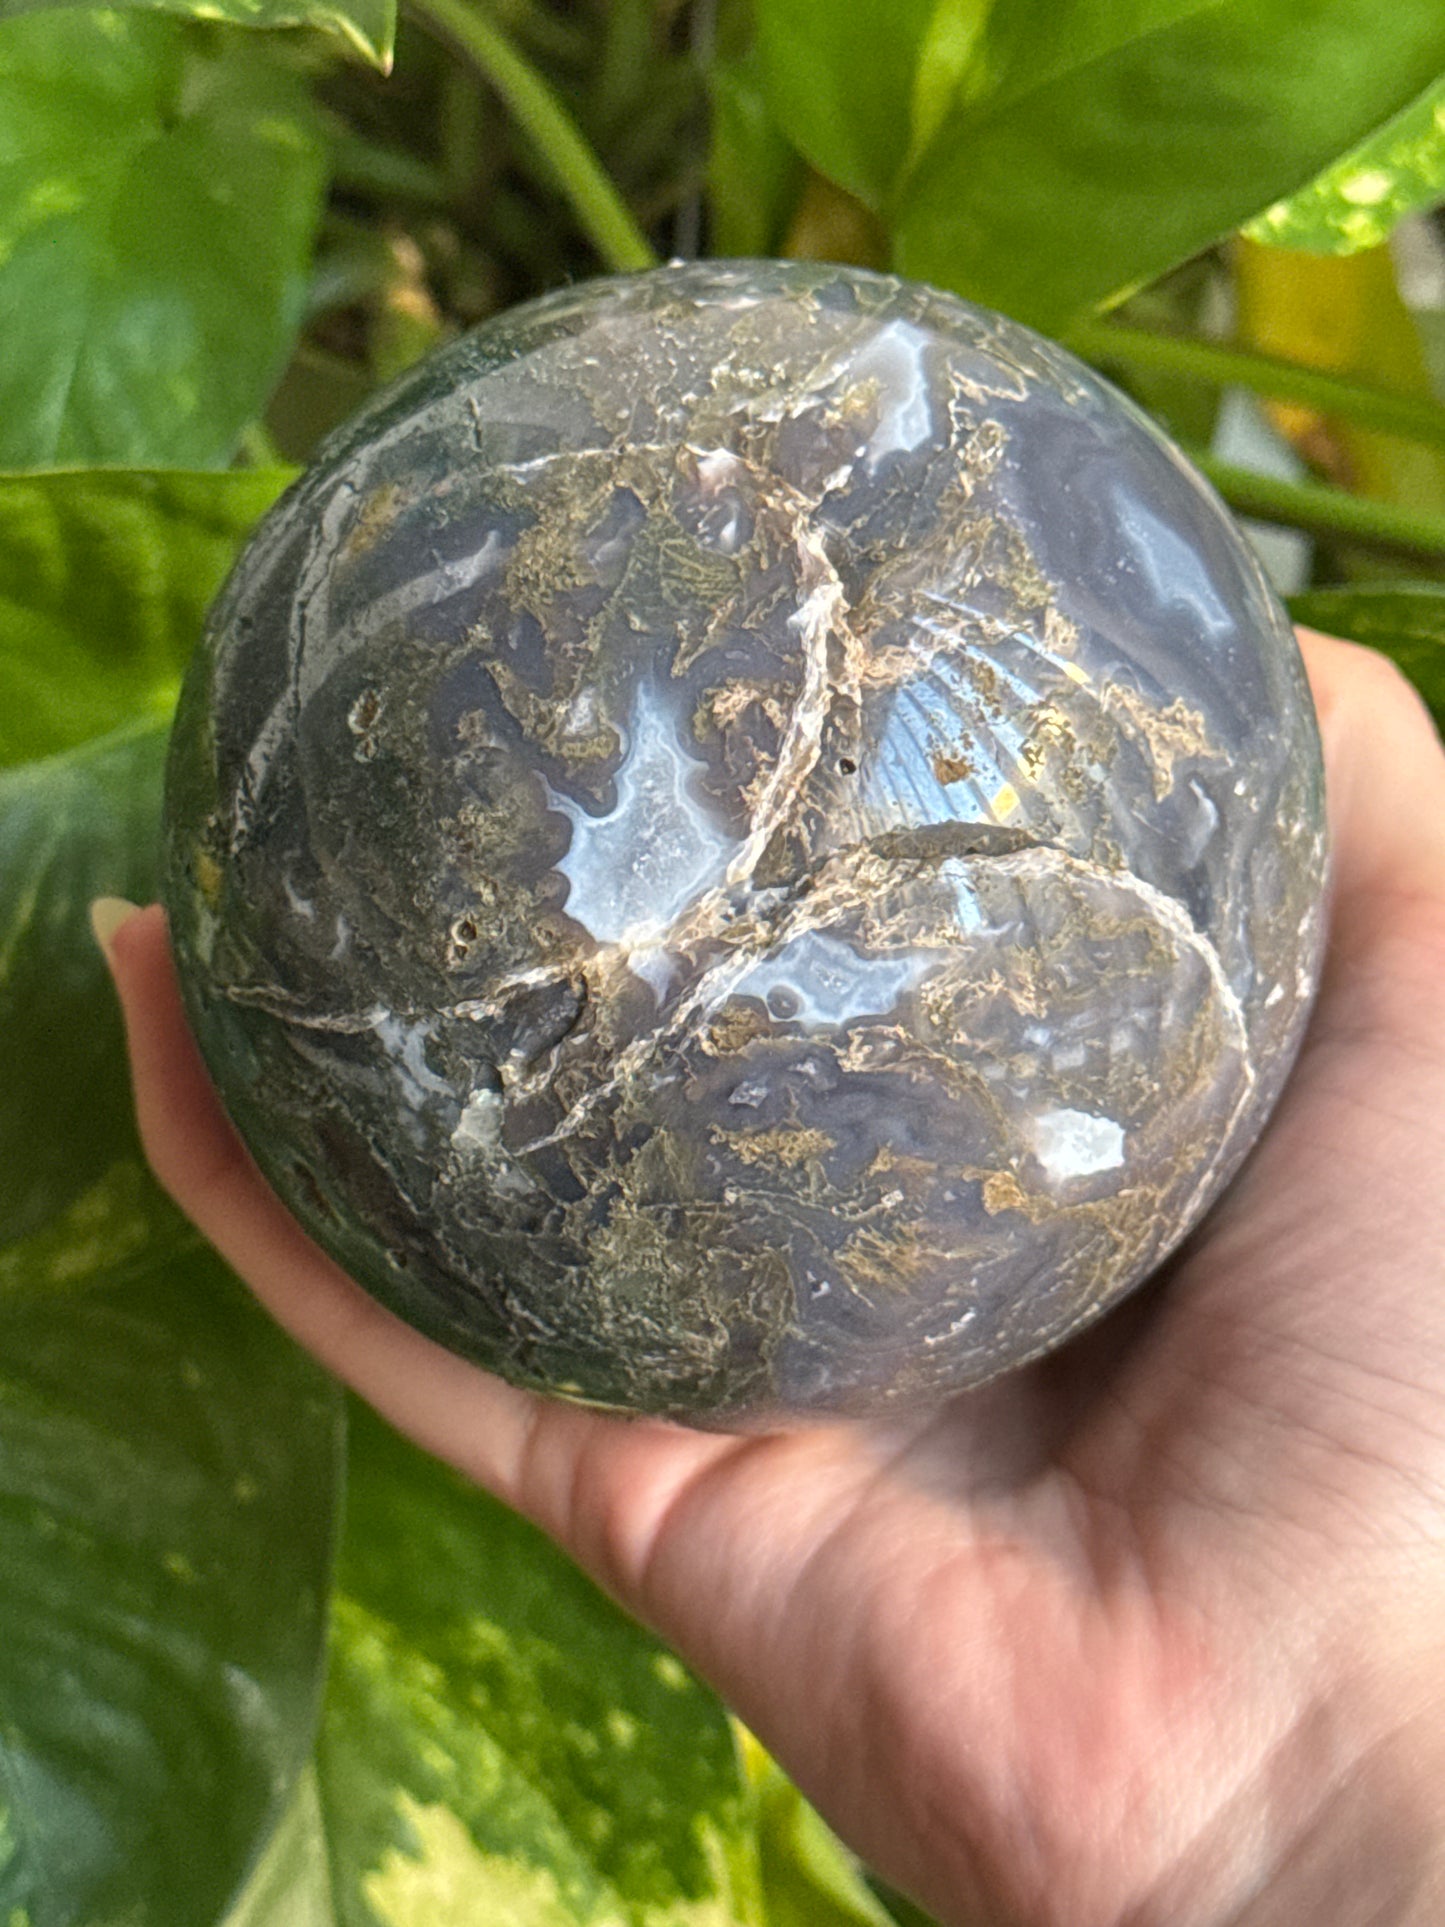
[707,51,804,258]
[893,3,1445,331]
[0,726,171,1247]
[736,1730,896,1927]
[1245,75,1445,254]
[316,1399,765,1926]
[974,0,1219,111]
[0,467,294,770]
[906,0,995,171]
[753,0,941,208]
[0,1202,343,1925]
[0,709,345,1923]
[1288,583,1445,730]
[867,1885,939,1927]
[0,0,394,66]
[226,1766,339,1926]
[0,462,290,1244]
[0,13,327,468]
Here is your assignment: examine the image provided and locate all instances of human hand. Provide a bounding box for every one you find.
[100,632,1445,1926]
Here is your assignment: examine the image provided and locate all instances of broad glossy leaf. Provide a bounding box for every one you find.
[1246,76,1445,254]
[226,1767,338,1926]
[976,0,1218,112]
[0,460,291,1240]
[1288,583,1445,730]
[1,605,344,1925]
[753,0,939,207]
[0,467,293,769]
[0,725,169,1246]
[318,1399,765,1925]
[0,13,326,467]
[0,1200,343,1925]
[894,2,1445,330]
[0,0,393,65]
[751,0,1224,210]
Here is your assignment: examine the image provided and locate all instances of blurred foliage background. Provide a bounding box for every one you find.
[2,2,1444,1923]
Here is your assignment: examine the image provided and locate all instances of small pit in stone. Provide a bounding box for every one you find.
[348,687,384,761]
[291,1161,335,1222]
[448,914,482,967]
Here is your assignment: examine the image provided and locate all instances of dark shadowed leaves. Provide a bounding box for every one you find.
[0,0,393,64]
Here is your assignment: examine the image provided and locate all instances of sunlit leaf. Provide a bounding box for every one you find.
[0,726,170,1246]
[1245,75,1445,254]
[0,467,293,770]
[753,0,940,208]
[317,1400,766,1926]
[0,13,327,467]
[906,0,994,172]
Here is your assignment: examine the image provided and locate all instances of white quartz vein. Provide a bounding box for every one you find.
[509,834,1256,1177]
[726,522,842,886]
[989,844,1258,1226]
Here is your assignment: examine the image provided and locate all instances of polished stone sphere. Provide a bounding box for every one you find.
[164,260,1327,1425]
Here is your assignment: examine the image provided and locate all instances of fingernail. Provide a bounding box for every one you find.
[90,896,142,961]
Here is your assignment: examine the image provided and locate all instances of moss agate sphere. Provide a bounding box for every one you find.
[164,261,1327,1425]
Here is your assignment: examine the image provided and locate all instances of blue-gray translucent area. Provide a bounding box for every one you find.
[551,684,731,950]
[164,261,1328,1425]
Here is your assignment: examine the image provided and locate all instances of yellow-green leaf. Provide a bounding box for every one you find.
[0,13,326,468]
[0,467,294,770]
[1245,74,1445,254]
[317,1401,766,1927]
[893,1,1445,331]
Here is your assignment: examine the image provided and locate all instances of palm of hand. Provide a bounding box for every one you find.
[107,636,1445,1926]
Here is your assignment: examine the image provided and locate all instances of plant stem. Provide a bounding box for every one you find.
[325,120,453,206]
[1192,452,1445,563]
[486,0,590,63]
[405,0,658,275]
[1069,322,1445,453]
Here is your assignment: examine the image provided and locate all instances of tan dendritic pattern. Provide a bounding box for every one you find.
[164,262,1327,1422]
